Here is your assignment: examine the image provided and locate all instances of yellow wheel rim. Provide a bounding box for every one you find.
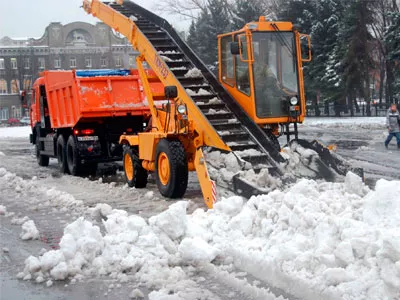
[124,152,134,181]
[158,152,170,185]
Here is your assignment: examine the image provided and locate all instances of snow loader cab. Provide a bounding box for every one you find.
[218,18,311,144]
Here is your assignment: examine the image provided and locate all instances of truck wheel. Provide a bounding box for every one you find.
[57,135,69,174]
[66,135,81,176]
[155,139,188,198]
[123,148,147,188]
[35,127,49,167]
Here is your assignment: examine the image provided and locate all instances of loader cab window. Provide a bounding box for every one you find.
[235,35,250,95]
[220,36,235,86]
[252,31,299,118]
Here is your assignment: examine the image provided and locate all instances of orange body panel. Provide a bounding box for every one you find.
[30,70,164,129]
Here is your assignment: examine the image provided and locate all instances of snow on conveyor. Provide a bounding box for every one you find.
[8,166,400,300]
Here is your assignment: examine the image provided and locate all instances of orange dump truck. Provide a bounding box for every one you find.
[29,69,164,175]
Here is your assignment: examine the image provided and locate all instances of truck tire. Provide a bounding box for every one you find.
[57,135,69,174]
[66,135,81,176]
[155,139,188,198]
[123,148,147,188]
[35,127,49,167]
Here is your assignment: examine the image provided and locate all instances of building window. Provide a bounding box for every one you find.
[0,79,7,94]
[11,58,17,69]
[0,58,4,69]
[70,57,77,68]
[54,58,61,69]
[23,75,32,90]
[85,57,92,68]
[11,79,20,94]
[101,57,107,68]
[11,106,22,119]
[38,57,45,69]
[0,108,9,120]
[115,56,122,67]
[24,58,30,69]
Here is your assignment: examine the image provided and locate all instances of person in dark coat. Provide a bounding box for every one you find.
[384,104,400,149]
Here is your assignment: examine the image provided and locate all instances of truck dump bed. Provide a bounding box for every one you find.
[43,69,161,128]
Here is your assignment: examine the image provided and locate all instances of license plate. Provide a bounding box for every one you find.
[77,136,99,141]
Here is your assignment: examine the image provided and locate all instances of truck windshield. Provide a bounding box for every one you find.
[252,31,298,118]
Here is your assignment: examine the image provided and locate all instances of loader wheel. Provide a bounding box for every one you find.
[123,148,147,188]
[35,127,49,167]
[57,135,69,174]
[66,135,82,176]
[155,139,188,198]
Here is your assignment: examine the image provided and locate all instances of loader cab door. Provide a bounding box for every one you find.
[220,34,255,117]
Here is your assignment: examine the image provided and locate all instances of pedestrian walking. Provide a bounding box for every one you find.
[384,104,400,149]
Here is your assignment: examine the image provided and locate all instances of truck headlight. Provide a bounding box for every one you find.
[290,96,298,106]
[177,104,186,114]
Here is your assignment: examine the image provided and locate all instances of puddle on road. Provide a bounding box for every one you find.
[334,140,369,150]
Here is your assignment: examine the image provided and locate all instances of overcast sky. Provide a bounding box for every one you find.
[0,0,189,38]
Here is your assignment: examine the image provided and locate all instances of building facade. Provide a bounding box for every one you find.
[0,21,138,121]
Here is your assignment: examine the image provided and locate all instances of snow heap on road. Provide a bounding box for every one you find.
[20,220,40,240]
[303,117,386,130]
[0,126,31,139]
[0,204,6,215]
[17,173,400,299]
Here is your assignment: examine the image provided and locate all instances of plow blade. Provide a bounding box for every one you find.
[232,174,270,199]
[294,139,364,180]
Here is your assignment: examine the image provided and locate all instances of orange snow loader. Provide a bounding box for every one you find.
[82,0,363,208]
[29,69,163,175]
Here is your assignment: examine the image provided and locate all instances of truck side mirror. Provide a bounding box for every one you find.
[164,86,178,99]
[230,42,240,55]
[300,34,312,62]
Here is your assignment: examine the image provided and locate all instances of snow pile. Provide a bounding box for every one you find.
[20,220,40,240]
[190,175,400,299]
[184,68,202,78]
[205,151,244,184]
[0,168,84,212]
[18,202,218,295]
[18,174,400,299]
[280,143,333,179]
[0,126,31,139]
[303,117,386,130]
[178,237,219,264]
[0,204,6,215]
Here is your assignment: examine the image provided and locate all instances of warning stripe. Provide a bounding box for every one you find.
[211,180,217,204]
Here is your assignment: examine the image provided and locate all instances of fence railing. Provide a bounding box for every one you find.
[306,103,392,117]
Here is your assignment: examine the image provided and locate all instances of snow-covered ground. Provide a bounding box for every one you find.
[1,119,400,300]
[302,117,386,129]
[0,126,31,139]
